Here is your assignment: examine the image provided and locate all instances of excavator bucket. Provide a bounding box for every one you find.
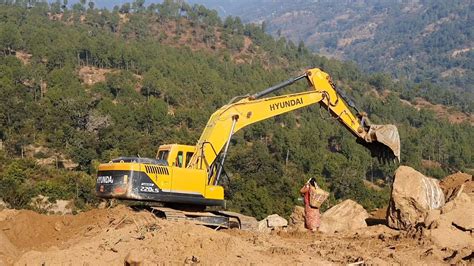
[366,124,401,162]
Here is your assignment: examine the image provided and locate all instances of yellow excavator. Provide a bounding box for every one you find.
[96,68,400,228]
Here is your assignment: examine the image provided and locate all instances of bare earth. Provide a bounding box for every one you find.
[0,205,450,265]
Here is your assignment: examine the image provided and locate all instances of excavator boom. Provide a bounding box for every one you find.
[188,68,400,180]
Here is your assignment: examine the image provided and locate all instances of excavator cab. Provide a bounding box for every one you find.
[156,144,195,168]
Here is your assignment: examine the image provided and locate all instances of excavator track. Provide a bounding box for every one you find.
[214,211,258,231]
[147,207,233,229]
[141,206,257,230]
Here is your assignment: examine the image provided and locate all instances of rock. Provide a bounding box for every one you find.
[357,224,400,238]
[184,255,200,264]
[319,199,369,234]
[257,220,271,233]
[49,200,74,215]
[440,193,473,231]
[463,180,474,193]
[440,192,471,214]
[257,214,288,233]
[97,201,107,209]
[443,247,474,265]
[0,199,9,210]
[429,226,473,251]
[219,211,258,231]
[266,214,288,228]
[387,166,445,230]
[424,193,474,252]
[288,206,305,231]
[439,172,472,202]
[424,209,441,229]
[124,250,144,266]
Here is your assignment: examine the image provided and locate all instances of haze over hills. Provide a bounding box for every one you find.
[188,0,473,95]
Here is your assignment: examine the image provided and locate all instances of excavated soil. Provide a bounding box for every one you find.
[0,205,452,265]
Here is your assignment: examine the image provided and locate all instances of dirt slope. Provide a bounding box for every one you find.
[0,205,445,265]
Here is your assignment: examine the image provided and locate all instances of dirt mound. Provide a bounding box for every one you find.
[0,231,18,264]
[0,205,135,251]
[0,204,464,265]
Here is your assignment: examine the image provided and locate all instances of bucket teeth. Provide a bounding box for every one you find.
[365,124,401,162]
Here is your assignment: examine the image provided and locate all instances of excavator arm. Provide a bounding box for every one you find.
[188,68,400,185]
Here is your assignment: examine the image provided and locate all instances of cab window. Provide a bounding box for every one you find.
[157,150,169,161]
[176,151,183,167]
[185,152,194,167]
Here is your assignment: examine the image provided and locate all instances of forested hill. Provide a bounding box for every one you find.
[190,0,473,96]
[0,1,472,218]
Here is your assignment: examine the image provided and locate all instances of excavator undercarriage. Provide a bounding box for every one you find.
[132,204,257,230]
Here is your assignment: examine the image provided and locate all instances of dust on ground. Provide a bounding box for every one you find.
[0,205,446,265]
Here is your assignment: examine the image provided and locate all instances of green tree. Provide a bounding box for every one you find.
[0,23,22,54]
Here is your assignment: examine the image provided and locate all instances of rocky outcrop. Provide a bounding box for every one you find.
[387,166,445,230]
[439,172,472,202]
[319,199,369,234]
[439,193,473,231]
[424,192,473,258]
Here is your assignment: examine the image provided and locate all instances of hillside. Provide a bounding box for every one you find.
[191,0,473,96]
[0,1,473,219]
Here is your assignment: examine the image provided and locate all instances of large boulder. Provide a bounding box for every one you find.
[319,199,369,234]
[439,172,472,202]
[266,214,288,227]
[387,166,445,230]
